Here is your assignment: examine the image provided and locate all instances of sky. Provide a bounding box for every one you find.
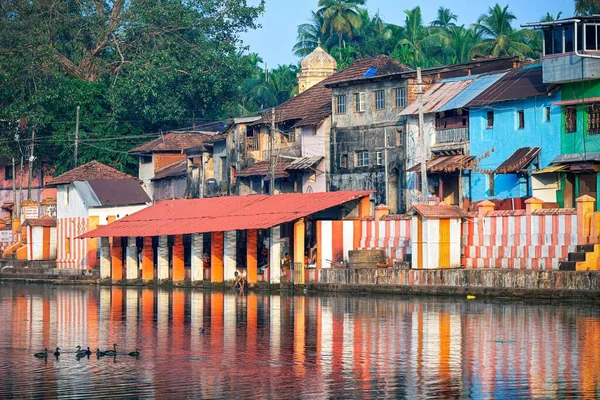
[242,0,573,67]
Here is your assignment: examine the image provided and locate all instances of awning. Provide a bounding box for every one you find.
[551,152,600,164]
[407,155,475,173]
[532,164,569,174]
[79,191,372,238]
[286,156,323,171]
[554,97,600,106]
[495,147,540,174]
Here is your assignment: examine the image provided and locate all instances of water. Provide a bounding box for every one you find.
[0,283,599,399]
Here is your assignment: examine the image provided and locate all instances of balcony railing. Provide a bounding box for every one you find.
[434,127,469,144]
[247,136,260,151]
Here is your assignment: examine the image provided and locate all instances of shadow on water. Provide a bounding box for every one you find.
[0,283,599,399]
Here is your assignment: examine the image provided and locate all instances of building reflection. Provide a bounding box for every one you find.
[0,285,599,399]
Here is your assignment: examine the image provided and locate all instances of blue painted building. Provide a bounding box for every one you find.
[467,65,562,203]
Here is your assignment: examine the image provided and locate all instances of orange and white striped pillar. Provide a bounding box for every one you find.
[126,237,138,280]
[211,232,224,283]
[157,235,169,281]
[293,219,305,284]
[269,226,281,284]
[172,235,185,283]
[191,233,204,282]
[247,229,258,285]
[142,236,154,281]
[111,237,123,282]
[100,237,111,279]
[223,231,237,282]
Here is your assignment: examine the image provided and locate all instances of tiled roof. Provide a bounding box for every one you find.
[323,55,408,86]
[237,159,294,178]
[129,132,223,155]
[254,56,408,128]
[46,161,136,187]
[86,179,150,206]
[408,204,467,219]
[151,160,187,181]
[467,65,548,107]
[23,217,56,227]
[407,155,475,173]
[495,147,540,174]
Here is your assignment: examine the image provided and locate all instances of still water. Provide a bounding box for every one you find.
[0,283,599,399]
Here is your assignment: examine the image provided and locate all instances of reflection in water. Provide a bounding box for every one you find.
[0,283,599,399]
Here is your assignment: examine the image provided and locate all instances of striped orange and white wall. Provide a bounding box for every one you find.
[411,217,462,269]
[57,217,89,269]
[463,211,578,270]
[26,225,57,261]
[359,219,411,262]
[316,220,361,268]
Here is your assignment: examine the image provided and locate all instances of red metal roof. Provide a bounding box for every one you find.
[80,191,372,238]
[495,147,540,174]
[554,97,600,106]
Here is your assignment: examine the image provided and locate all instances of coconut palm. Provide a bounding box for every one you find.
[441,26,483,64]
[540,12,563,22]
[317,0,366,58]
[431,7,458,29]
[397,7,446,68]
[471,4,534,57]
[293,11,332,57]
[250,64,299,110]
[575,0,600,15]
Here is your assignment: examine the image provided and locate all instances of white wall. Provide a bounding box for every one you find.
[139,157,155,198]
[89,204,148,226]
[56,184,88,219]
[532,174,560,203]
[301,117,330,194]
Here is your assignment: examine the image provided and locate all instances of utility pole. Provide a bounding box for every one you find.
[269,107,276,195]
[417,67,428,204]
[74,105,80,169]
[18,156,23,215]
[12,157,16,219]
[377,128,393,207]
[27,127,35,200]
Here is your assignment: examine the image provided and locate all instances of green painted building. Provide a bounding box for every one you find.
[525,16,600,209]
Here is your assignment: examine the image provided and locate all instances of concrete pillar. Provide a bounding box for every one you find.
[477,200,495,218]
[157,235,169,281]
[525,197,543,214]
[126,237,138,281]
[142,237,154,281]
[293,219,305,284]
[375,205,390,221]
[87,216,100,269]
[172,235,185,283]
[247,229,258,285]
[358,196,371,219]
[223,231,237,282]
[100,237,111,279]
[211,232,224,283]
[270,226,281,284]
[191,233,204,282]
[111,237,123,281]
[577,195,596,245]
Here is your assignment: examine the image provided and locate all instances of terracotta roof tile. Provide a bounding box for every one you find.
[46,161,136,187]
[23,217,56,227]
[237,159,293,178]
[408,204,467,219]
[129,132,222,155]
[255,56,407,128]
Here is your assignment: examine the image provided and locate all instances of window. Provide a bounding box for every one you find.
[486,111,494,129]
[565,24,574,53]
[140,155,152,164]
[374,90,385,110]
[220,156,227,181]
[588,104,600,135]
[395,87,407,108]
[355,151,369,167]
[585,24,597,51]
[545,107,551,122]
[340,154,348,168]
[4,166,13,180]
[355,92,366,112]
[488,174,495,197]
[565,106,577,133]
[517,110,525,129]
[336,95,346,114]
[376,151,383,166]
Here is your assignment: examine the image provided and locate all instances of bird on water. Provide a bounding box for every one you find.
[53,347,60,357]
[104,344,117,356]
[85,347,92,356]
[75,346,87,357]
[128,349,140,357]
[96,349,106,357]
[34,348,48,358]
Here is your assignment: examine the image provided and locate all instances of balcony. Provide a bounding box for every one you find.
[247,136,259,151]
[434,127,469,145]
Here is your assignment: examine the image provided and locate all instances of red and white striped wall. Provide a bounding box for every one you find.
[463,210,578,270]
[359,219,411,262]
[57,217,89,269]
[316,220,360,268]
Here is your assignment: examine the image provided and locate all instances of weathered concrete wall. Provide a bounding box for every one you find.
[310,268,600,299]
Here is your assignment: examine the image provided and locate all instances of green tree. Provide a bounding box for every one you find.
[575,0,600,15]
[396,7,446,68]
[441,26,483,64]
[0,0,265,174]
[471,4,534,57]
[431,7,458,29]
[317,0,366,58]
[248,65,299,111]
[294,12,334,57]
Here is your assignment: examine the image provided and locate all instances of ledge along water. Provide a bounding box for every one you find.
[1,282,599,398]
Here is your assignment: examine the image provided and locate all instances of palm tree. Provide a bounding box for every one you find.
[317,0,366,58]
[471,4,534,58]
[396,7,446,68]
[540,12,563,22]
[575,0,600,15]
[250,64,299,110]
[431,7,458,29]
[441,26,482,64]
[293,11,331,57]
